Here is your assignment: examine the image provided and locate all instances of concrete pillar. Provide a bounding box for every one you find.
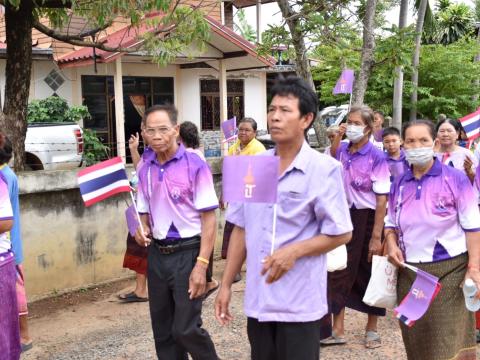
[114,58,126,161]
[219,59,228,155]
[256,0,261,43]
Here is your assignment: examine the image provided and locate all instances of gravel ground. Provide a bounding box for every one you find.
[21,260,480,360]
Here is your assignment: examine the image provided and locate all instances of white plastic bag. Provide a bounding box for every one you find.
[363,255,398,309]
[327,244,347,272]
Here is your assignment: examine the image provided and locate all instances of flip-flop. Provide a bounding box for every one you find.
[118,292,148,303]
[319,331,347,346]
[365,330,381,349]
[21,342,33,352]
[204,280,220,300]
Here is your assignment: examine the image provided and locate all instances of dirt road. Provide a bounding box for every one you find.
[21,261,479,360]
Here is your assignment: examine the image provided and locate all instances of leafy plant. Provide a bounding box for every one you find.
[27,96,91,124]
[82,129,110,166]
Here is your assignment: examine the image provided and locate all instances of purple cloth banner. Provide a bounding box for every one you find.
[125,205,140,236]
[222,155,279,203]
[333,69,354,95]
[394,268,441,327]
[221,117,237,140]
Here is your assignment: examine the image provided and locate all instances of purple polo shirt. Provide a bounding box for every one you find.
[137,144,218,240]
[0,174,13,253]
[226,142,353,322]
[474,165,480,204]
[385,159,480,263]
[385,150,409,181]
[336,141,390,210]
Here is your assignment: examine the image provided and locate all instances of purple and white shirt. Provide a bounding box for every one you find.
[336,141,391,210]
[474,165,480,204]
[385,150,409,182]
[385,159,480,263]
[0,174,13,253]
[137,144,218,240]
[435,147,478,175]
[227,142,353,322]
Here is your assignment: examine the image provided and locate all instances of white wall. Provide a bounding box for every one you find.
[31,61,73,103]
[243,72,267,130]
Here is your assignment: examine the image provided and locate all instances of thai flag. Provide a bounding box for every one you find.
[459,108,480,149]
[77,157,131,207]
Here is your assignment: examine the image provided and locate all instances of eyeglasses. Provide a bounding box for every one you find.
[438,129,456,134]
[145,127,173,136]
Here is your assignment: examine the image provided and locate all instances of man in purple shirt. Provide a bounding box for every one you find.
[135,104,219,360]
[215,76,353,360]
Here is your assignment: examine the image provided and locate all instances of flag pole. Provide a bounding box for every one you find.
[270,204,277,255]
[129,190,146,243]
[348,92,353,112]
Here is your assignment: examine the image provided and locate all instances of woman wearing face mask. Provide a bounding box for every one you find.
[435,118,477,183]
[322,106,390,348]
[386,120,480,360]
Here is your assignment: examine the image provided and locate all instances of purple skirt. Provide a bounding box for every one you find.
[0,252,21,360]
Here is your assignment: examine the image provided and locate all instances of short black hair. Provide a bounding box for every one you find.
[179,121,200,149]
[142,104,178,126]
[382,126,401,139]
[270,75,319,119]
[0,133,12,164]
[238,117,258,132]
[402,120,436,141]
[435,118,461,134]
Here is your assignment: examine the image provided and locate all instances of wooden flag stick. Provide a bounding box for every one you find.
[129,190,146,244]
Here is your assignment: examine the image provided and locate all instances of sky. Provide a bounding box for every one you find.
[241,0,476,36]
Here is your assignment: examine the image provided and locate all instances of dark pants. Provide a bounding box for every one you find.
[247,317,321,360]
[147,244,218,360]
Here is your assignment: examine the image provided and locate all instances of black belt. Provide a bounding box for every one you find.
[153,236,201,254]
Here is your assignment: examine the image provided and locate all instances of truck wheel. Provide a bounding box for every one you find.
[25,153,44,171]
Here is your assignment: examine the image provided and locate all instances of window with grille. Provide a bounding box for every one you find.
[200,79,244,130]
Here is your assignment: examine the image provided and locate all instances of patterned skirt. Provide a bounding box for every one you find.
[0,252,21,360]
[328,208,386,316]
[398,253,476,360]
[122,233,148,275]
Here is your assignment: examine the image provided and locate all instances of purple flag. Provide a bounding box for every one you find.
[125,205,140,236]
[394,267,441,327]
[333,69,354,95]
[221,117,237,141]
[222,155,279,203]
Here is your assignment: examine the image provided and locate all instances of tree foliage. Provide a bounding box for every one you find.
[27,96,90,124]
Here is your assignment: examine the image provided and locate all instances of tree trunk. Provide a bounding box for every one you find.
[276,0,328,148]
[409,0,428,121]
[473,28,480,102]
[352,0,377,106]
[392,0,408,129]
[0,1,34,171]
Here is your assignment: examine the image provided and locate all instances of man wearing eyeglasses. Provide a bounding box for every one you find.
[135,104,219,360]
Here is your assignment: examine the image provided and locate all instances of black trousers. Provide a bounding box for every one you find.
[247,317,321,360]
[147,244,218,360]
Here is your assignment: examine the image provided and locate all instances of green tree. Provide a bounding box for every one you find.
[234,9,256,42]
[0,0,210,170]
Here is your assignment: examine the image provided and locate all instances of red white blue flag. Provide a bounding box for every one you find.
[459,108,480,149]
[222,155,279,203]
[394,264,441,327]
[77,157,131,207]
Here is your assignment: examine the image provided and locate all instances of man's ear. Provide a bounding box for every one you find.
[302,113,315,130]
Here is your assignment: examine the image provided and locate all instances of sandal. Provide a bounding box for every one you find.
[204,279,220,300]
[118,292,148,302]
[21,342,33,353]
[365,330,381,349]
[319,331,347,346]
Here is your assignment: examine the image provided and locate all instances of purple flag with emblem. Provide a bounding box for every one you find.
[221,117,237,141]
[125,205,139,236]
[333,69,355,95]
[394,266,442,327]
[222,155,279,203]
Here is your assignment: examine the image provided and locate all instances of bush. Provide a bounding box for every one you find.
[82,129,110,166]
[27,96,90,124]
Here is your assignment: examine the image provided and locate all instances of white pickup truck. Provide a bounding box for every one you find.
[25,123,83,170]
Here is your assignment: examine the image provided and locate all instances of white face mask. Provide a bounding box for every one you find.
[346,125,366,143]
[405,146,434,166]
